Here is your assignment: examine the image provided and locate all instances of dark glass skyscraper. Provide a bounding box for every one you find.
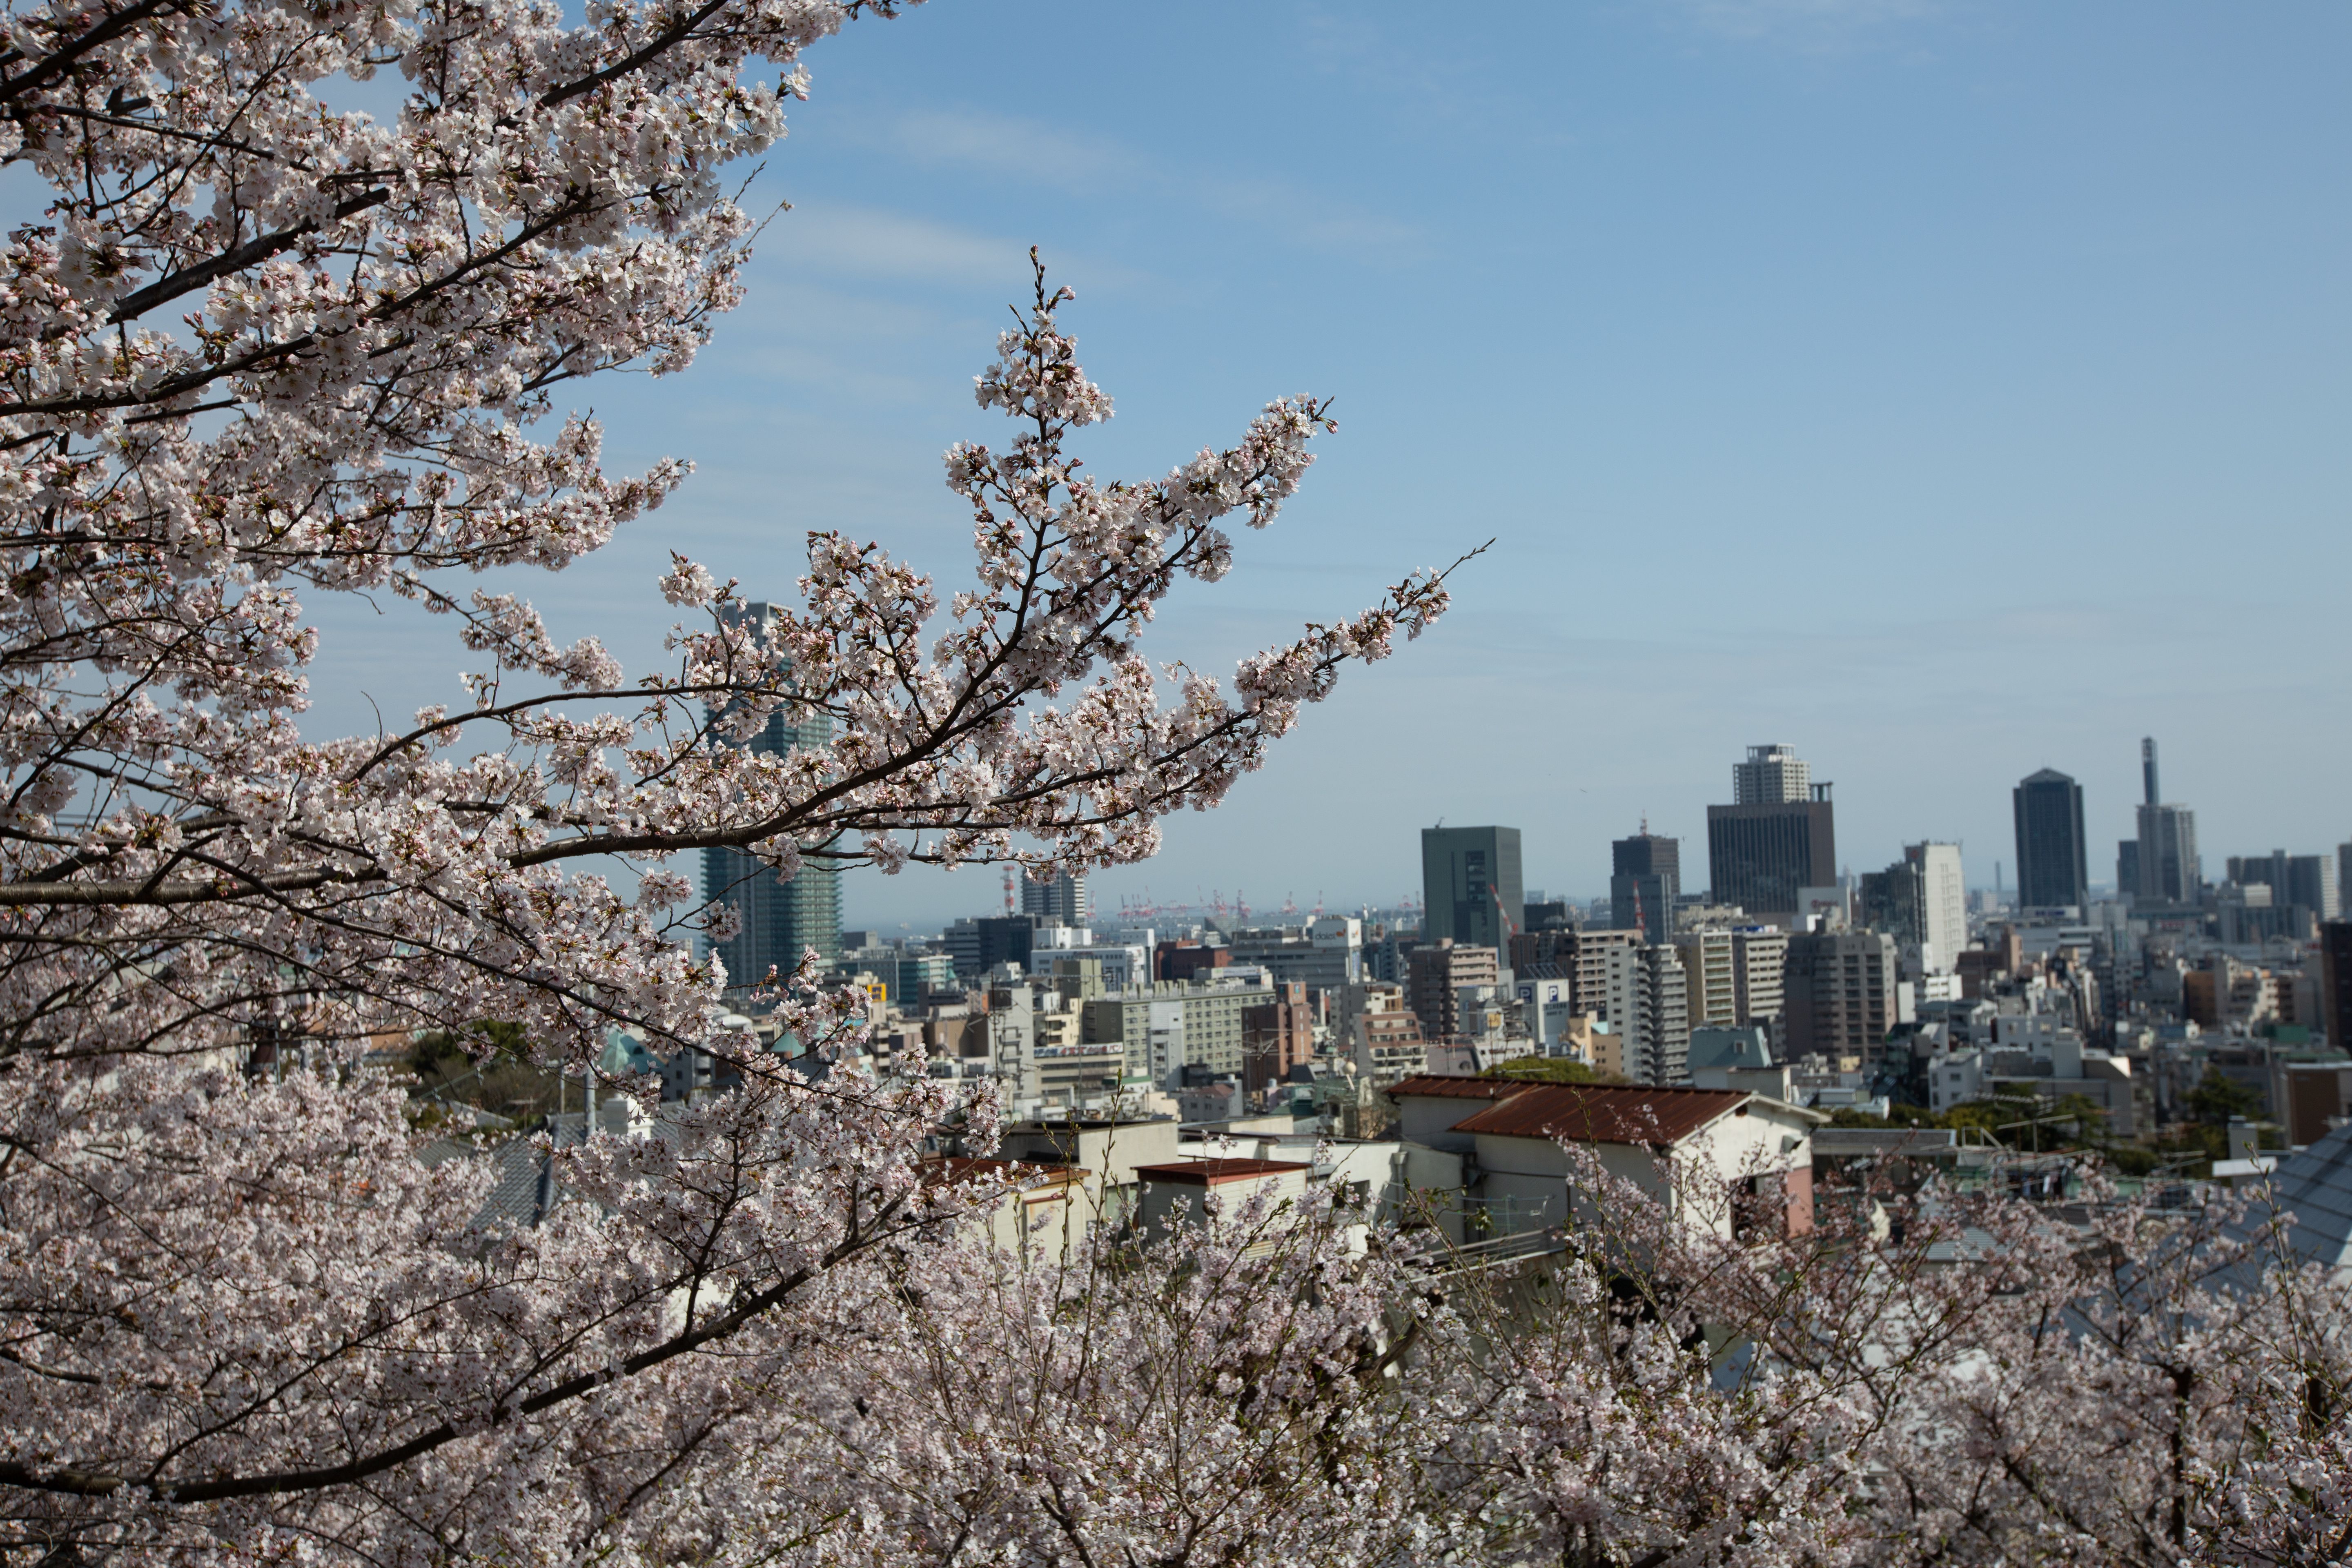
[1706,747,1834,924]
[1610,829,1679,943]
[702,603,842,1002]
[1421,825,1523,950]
[2012,768,2089,912]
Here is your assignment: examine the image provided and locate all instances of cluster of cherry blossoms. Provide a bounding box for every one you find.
[1,1,2345,1565]
[0,0,1470,1558]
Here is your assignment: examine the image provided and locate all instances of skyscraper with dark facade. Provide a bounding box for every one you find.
[1610,829,1680,944]
[2132,737,2199,906]
[2012,768,2089,913]
[1706,746,1834,925]
[1421,825,1523,951]
[702,602,842,1001]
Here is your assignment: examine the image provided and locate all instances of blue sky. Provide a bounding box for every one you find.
[297,0,2352,929]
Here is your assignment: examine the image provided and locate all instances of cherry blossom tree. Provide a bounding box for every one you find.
[0,0,1463,1558]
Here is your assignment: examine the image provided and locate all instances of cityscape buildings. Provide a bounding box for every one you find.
[702,601,841,996]
[2013,768,2089,913]
[1707,745,1835,926]
[1421,825,1524,950]
[786,731,2352,1200]
[1020,871,1090,925]
[2133,737,2201,906]
[1609,828,1679,944]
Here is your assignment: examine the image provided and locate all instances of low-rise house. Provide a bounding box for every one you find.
[1449,1083,1821,1241]
[930,1156,1095,1259]
[1134,1158,1314,1239]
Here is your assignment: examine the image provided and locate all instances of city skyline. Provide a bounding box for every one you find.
[278,1,2352,933]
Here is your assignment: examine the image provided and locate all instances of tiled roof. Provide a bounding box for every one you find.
[2252,1120,2352,1271]
[1135,1158,1312,1184]
[1384,1074,1533,1101]
[1449,1084,1753,1146]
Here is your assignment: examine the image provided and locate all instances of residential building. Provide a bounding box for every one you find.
[1731,927,1788,1031]
[1337,981,1431,1085]
[1610,829,1680,944]
[1407,939,1500,1042]
[1441,1081,1820,1241]
[1421,826,1524,950]
[1510,926,1642,1020]
[2012,768,2089,913]
[1241,981,1316,1097]
[1672,929,1737,1028]
[1595,942,1689,1086]
[1782,930,1900,1062]
[1707,746,1835,925]
[1019,871,1090,925]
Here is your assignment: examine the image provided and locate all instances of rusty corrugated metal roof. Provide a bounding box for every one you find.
[1134,1159,1312,1184]
[1450,1084,1752,1146]
[1383,1074,1534,1101]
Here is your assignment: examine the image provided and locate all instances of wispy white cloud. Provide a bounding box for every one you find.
[849,106,1424,260]
[862,108,1138,192]
[764,203,1031,286]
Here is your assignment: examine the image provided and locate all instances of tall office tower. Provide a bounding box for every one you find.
[1421,825,1524,951]
[1782,930,1899,1063]
[1610,828,1680,944]
[1020,870,1090,925]
[2132,739,2199,906]
[2012,768,2089,913]
[1707,746,1834,926]
[2118,840,2140,899]
[702,603,841,999]
[1733,743,1811,805]
[1730,927,1788,1029]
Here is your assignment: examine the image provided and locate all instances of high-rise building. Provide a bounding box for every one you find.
[1020,870,1089,925]
[1731,927,1788,1029]
[2319,922,2352,1049]
[702,602,840,1000]
[1707,746,1835,924]
[1421,825,1524,951]
[2012,768,2088,913]
[1594,943,1690,1085]
[1860,843,1967,973]
[2133,737,2199,906]
[1405,939,1499,1043]
[1782,930,1899,1063]
[1733,743,1811,805]
[2117,840,2140,899]
[1672,929,1737,1028]
[1610,828,1680,944]
[2227,852,2341,922]
[1510,927,1641,1021]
